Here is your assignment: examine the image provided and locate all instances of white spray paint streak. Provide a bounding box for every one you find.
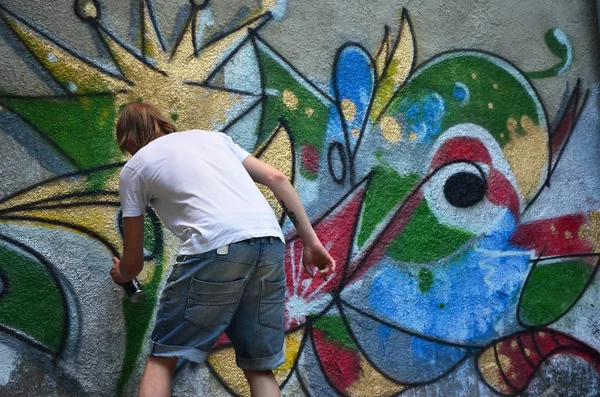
[0,344,17,386]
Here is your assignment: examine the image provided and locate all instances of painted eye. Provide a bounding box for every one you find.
[423,162,503,234]
[443,171,486,208]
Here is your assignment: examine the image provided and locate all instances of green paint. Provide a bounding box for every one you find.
[390,54,544,147]
[143,216,159,254]
[299,166,318,181]
[170,112,179,122]
[2,95,121,186]
[116,250,164,396]
[0,243,66,353]
[387,201,473,263]
[519,260,593,327]
[526,28,573,79]
[438,303,445,309]
[257,48,329,174]
[313,315,358,351]
[357,165,419,247]
[418,268,434,292]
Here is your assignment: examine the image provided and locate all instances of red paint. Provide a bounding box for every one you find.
[284,183,366,329]
[430,137,492,170]
[313,328,361,392]
[487,169,521,216]
[488,329,600,395]
[302,144,320,175]
[510,214,593,256]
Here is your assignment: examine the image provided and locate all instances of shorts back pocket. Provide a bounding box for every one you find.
[259,279,286,330]
[184,278,245,328]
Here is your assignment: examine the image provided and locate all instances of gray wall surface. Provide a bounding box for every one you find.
[1,1,600,396]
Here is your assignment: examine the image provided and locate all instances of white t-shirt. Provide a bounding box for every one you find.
[119,129,285,255]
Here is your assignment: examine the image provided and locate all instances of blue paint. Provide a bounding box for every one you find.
[396,92,445,143]
[333,45,375,144]
[366,209,531,346]
[452,82,470,105]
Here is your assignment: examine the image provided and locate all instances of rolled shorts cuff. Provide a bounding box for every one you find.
[149,340,208,364]
[236,350,286,371]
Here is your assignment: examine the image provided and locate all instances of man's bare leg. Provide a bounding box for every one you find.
[138,356,179,397]
[243,370,280,397]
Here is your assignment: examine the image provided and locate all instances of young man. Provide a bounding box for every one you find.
[110,102,335,397]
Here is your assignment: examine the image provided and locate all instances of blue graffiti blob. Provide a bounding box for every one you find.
[452,82,470,105]
[333,44,375,146]
[397,91,446,143]
[366,209,530,346]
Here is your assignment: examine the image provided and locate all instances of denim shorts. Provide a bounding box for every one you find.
[149,236,286,371]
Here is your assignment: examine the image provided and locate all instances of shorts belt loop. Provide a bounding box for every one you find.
[249,238,255,246]
[269,236,273,244]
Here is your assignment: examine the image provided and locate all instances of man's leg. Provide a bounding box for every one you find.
[243,370,280,397]
[138,355,179,397]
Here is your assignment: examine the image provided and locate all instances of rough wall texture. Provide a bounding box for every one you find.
[1,1,600,396]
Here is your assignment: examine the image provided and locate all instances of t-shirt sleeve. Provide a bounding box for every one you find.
[119,166,149,217]
[223,134,251,162]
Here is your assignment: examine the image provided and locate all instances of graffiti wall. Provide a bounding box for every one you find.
[1,0,600,395]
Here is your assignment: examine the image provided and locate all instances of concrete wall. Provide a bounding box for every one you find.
[1,0,600,395]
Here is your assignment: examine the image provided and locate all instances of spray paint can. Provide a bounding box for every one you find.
[121,278,145,303]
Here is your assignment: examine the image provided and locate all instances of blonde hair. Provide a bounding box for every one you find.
[116,102,177,153]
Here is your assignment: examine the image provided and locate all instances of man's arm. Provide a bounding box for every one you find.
[242,155,336,277]
[110,215,145,284]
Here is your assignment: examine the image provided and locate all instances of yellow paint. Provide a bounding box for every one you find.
[282,89,299,110]
[478,347,510,392]
[525,348,531,357]
[262,0,277,9]
[471,72,477,79]
[305,107,315,117]
[0,1,272,131]
[510,340,518,350]
[565,231,572,239]
[341,98,357,122]
[551,224,557,233]
[585,212,600,251]
[0,13,125,94]
[488,102,494,110]
[409,132,417,141]
[352,128,361,138]
[493,83,499,89]
[255,124,294,219]
[380,115,402,143]
[373,29,392,78]
[539,331,546,337]
[371,12,414,120]
[84,1,98,18]
[345,355,406,396]
[503,116,548,201]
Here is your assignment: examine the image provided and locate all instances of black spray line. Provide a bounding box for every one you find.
[0,162,124,206]
[1,215,120,257]
[0,190,119,215]
[372,9,418,125]
[184,80,262,98]
[194,11,272,57]
[0,1,124,81]
[253,33,336,105]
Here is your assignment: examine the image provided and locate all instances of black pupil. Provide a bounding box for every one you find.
[443,172,486,208]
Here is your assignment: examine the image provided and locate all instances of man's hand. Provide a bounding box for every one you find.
[110,257,130,285]
[302,241,336,279]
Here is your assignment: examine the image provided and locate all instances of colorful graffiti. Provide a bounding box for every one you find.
[1,0,600,396]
